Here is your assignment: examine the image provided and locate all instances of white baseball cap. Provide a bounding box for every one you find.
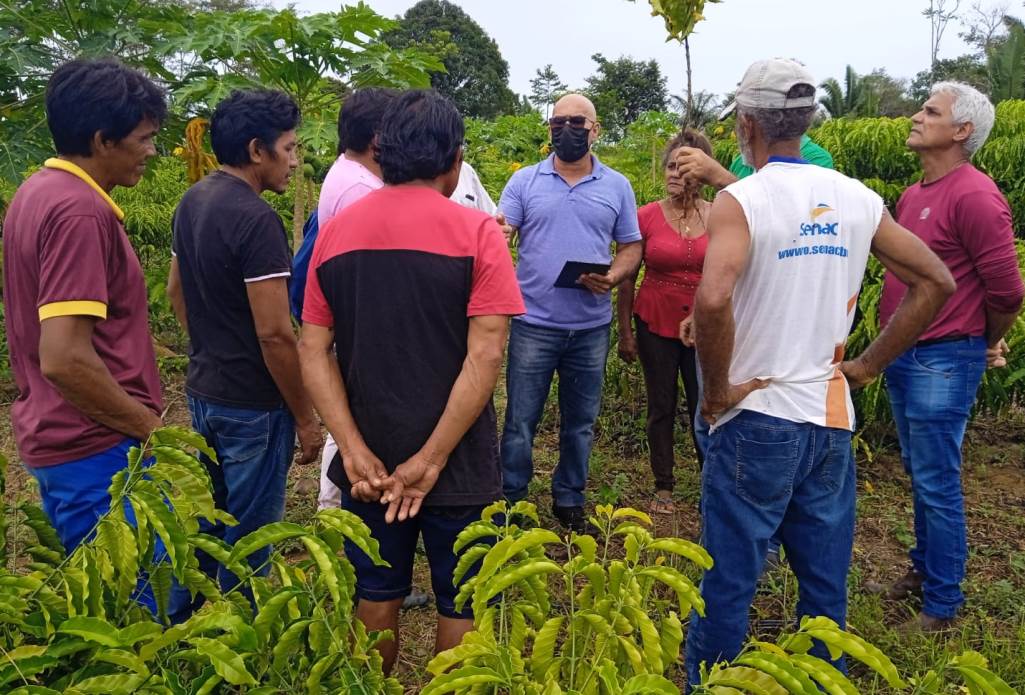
[719,58,817,120]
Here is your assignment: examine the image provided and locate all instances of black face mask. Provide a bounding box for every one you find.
[551,126,590,163]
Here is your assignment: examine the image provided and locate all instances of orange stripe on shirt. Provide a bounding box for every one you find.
[824,367,850,429]
[847,292,859,314]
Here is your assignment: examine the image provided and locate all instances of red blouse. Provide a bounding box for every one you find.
[633,201,708,339]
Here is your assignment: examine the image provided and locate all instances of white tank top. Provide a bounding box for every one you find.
[713,160,884,431]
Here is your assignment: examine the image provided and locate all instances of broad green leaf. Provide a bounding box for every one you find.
[57,616,123,647]
[190,636,257,686]
[736,651,821,695]
[622,673,679,694]
[788,654,859,695]
[420,665,504,695]
[67,673,147,694]
[227,522,306,565]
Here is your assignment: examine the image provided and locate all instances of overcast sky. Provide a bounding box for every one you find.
[275,0,982,105]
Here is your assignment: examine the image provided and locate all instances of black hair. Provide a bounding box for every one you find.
[337,88,398,156]
[45,58,167,157]
[376,90,464,185]
[210,89,301,167]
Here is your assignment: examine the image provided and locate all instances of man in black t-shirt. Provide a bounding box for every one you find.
[168,90,322,595]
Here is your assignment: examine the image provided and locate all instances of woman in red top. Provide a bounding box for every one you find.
[617,129,712,514]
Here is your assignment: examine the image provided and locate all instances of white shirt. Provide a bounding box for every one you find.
[714,161,884,431]
[451,162,496,214]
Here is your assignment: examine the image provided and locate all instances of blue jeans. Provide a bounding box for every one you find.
[693,365,781,558]
[29,438,192,622]
[884,337,986,619]
[501,320,610,507]
[685,410,856,686]
[188,396,295,595]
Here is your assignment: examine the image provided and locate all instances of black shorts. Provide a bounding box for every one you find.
[341,495,490,619]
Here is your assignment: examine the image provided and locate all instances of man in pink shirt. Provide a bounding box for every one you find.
[318,88,394,224]
[301,88,396,510]
[873,82,1025,631]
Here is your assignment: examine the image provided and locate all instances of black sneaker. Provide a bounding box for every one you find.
[552,504,591,536]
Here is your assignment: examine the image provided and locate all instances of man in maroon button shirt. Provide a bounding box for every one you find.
[871,81,1025,631]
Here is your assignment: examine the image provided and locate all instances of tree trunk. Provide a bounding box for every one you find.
[292,152,305,253]
[684,37,693,125]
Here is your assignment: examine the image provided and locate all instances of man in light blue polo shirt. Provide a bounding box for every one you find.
[498,93,642,534]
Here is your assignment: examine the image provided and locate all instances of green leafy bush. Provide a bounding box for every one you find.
[0,429,401,693]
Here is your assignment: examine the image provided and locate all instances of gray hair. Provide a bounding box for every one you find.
[737,105,816,144]
[930,81,995,155]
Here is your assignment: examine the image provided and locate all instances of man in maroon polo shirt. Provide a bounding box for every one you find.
[871,81,1025,631]
[3,58,190,618]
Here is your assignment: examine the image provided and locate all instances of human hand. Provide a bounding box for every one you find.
[343,446,390,502]
[378,452,446,523]
[700,378,769,424]
[295,420,324,465]
[578,271,618,294]
[678,315,695,347]
[676,146,732,189]
[618,332,638,363]
[839,358,877,390]
[495,211,517,245]
[987,339,1009,369]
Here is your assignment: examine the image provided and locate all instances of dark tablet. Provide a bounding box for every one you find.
[554,260,611,289]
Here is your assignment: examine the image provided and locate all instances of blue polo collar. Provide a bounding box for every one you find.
[767,155,809,165]
[539,153,605,181]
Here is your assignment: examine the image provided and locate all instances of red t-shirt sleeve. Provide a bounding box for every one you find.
[301,230,334,327]
[37,213,111,320]
[956,187,1025,314]
[468,217,525,317]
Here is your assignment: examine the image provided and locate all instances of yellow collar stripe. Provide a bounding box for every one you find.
[43,158,125,221]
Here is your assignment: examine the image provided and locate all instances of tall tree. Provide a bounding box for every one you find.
[987,15,1025,101]
[861,69,918,117]
[669,90,719,127]
[925,0,964,65]
[529,65,568,119]
[0,0,186,187]
[158,6,441,247]
[623,0,722,140]
[909,54,991,101]
[585,53,667,140]
[959,0,1011,52]
[819,66,878,118]
[383,0,516,119]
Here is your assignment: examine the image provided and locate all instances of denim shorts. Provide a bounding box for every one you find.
[341,495,489,619]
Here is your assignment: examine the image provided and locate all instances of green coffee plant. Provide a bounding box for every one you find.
[0,427,400,694]
[421,501,711,694]
[694,617,1016,695]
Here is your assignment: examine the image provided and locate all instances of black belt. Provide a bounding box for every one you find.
[915,334,975,348]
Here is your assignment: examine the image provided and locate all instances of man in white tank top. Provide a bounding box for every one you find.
[684,58,955,685]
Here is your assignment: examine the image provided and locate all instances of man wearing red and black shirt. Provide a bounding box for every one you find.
[299,90,524,673]
[873,82,1025,631]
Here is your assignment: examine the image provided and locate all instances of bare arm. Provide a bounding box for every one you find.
[841,211,956,386]
[246,278,322,464]
[676,147,739,190]
[693,192,766,422]
[39,316,162,441]
[166,256,188,335]
[985,306,1021,348]
[298,322,388,500]
[379,314,509,522]
[616,254,641,362]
